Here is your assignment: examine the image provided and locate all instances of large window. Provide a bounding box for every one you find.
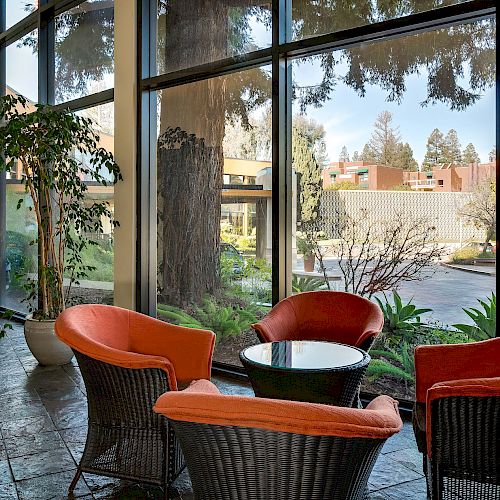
[141,0,497,396]
[155,67,272,366]
[0,1,115,313]
[292,18,496,400]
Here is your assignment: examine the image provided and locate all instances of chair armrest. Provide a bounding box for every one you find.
[252,299,298,343]
[154,392,402,439]
[128,311,215,385]
[414,338,500,403]
[426,377,500,457]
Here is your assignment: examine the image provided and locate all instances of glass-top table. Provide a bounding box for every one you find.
[240,340,370,406]
[242,340,364,370]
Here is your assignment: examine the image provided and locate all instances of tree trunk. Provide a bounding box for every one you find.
[157,1,229,306]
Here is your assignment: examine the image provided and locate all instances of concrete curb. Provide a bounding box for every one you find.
[441,262,496,276]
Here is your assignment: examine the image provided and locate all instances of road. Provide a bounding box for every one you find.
[305,260,496,327]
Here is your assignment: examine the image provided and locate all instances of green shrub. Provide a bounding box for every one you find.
[453,293,496,340]
[450,247,481,263]
[6,230,36,288]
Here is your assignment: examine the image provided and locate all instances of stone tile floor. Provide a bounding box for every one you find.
[0,323,426,499]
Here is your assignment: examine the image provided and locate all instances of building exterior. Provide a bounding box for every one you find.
[323,160,496,192]
[404,162,496,192]
[323,162,404,190]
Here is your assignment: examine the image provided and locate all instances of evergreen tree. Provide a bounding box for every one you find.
[360,143,376,163]
[339,145,350,162]
[462,143,481,164]
[393,142,418,170]
[366,111,401,166]
[488,147,496,163]
[352,150,360,162]
[422,128,445,171]
[292,128,322,224]
[443,129,462,164]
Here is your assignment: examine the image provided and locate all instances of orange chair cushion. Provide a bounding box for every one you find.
[426,377,500,456]
[55,304,216,390]
[415,338,500,403]
[128,311,215,385]
[253,291,383,348]
[154,380,402,439]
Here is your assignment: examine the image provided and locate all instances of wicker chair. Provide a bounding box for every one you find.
[252,291,384,352]
[153,379,402,500]
[55,304,215,495]
[413,338,500,499]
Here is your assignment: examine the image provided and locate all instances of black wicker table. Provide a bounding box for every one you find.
[240,340,370,407]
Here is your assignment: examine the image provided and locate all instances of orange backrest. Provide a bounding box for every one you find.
[154,379,403,439]
[55,304,216,387]
[253,291,383,347]
[414,338,500,403]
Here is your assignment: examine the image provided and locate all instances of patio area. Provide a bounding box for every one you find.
[0,322,426,500]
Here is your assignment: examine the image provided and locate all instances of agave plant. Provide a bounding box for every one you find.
[291,274,327,293]
[453,293,496,341]
[375,291,432,345]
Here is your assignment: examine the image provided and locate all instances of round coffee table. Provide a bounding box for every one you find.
[240,340,370,407]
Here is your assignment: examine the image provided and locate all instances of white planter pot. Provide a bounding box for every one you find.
[24,316,74,366]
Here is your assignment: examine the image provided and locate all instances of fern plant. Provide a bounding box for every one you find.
[375,291,432,345]
[453,293,496,340]
[157,297,261,342]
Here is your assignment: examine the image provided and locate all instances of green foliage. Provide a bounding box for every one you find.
[293,127,322,225]
[76,241,114,282]
[157,297,262,342]
[292,275,327,293]
[462,142,481,164]
[453,293,496,340]
[375,291,432,345]
[325,181,359,191]
[0,94,122,320]
[450,246,481,263]
[367,343,415,383]
[390,184,413,191]
[296,230,325,256]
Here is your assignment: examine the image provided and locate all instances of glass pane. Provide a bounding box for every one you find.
[292,18,496,400]
[6,1,36,30]
[156,1,271,75]
[292,0,474,41]
[156,66,272,366]
[55,0,114,103]
[73,103,115,305]
[6,30,38,103]
[1,183,38,313]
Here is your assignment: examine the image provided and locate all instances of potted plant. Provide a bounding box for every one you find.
[0,94,121,365]
[296,231,316,272]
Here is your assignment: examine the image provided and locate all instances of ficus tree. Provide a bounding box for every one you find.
[0,95,121,319]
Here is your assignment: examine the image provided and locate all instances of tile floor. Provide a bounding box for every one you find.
[0,323,426,499]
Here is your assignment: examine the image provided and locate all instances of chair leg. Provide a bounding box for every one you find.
[69,468,82,492]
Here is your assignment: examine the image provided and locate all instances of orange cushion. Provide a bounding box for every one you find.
[154,384,402,439]
[128,311,215,385]
[252,291,383,348]
[55,304,216,390]
[415,338,500,403]
[426,377,500,456]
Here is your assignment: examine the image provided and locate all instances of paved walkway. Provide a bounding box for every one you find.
[0,322,425,499]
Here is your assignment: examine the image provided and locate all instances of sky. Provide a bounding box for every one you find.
[5,5,495,166]
[293,57,496,165]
